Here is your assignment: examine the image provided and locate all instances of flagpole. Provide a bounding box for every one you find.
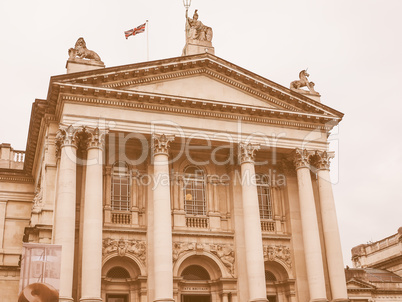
[146,20,149,61]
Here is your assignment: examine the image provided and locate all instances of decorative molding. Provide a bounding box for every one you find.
[313,150,334,171]
[173,241,235,276]
[263,244,292,268]
[293,148,314,170]
[55,125,81,157]
[239,143,260,164]
[83,127,108,150]
[60,94,336,132]
[0,174,34,183]
[152,133,175,156]
[102,238,146,265]
[31,187,43,213]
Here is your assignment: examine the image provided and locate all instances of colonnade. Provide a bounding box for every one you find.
[53,125,347,302]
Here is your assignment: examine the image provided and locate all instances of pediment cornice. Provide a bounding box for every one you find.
[50,54,343,120]
[51,82,340,132]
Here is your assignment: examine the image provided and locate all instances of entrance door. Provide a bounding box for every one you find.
[107,294,128,302]
[182,295,211,302]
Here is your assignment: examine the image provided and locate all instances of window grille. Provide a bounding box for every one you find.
[181,265,210,280]
[257,174,273,219]
[106,266,130,279]
[265,270,277,282]
[111,162,130,211]
[183,166,206,216]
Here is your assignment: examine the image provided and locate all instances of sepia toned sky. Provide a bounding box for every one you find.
[0,0,401,266]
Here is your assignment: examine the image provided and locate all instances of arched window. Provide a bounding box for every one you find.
[106,266,130,279]
[183,166,206,216]
[111,162,130,211]
[181,265,210,280]
[256,174,273,219]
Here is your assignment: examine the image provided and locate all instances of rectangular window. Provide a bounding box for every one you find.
[111,163,130,211]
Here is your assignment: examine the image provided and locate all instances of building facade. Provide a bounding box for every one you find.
[0,16,348,302]
[345,227,402,302]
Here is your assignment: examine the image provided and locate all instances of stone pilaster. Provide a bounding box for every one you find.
[239,143,268,302]
[80,127,108,302]
[314,151,348,302]
[54,125,81,302]
[152,134,175,302]
[293,148,328,302]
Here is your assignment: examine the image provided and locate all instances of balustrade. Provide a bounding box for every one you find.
[186,216,209,228]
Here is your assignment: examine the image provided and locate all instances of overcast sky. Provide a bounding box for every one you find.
[0,0,401,266]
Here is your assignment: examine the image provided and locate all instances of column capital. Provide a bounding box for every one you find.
[293,148,314,170]
[239,142,260,164]
[313,151,334,171]
[152,133,175,156]
[55,125,81,156]
[84,127,108,150]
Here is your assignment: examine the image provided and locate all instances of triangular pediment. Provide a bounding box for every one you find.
[346,278,376,290]
[126,74,281,109]
[53,53,343,119]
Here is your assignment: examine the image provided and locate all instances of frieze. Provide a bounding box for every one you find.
[263,244,292,268]
[173,242,235,276]
[102,238,146,265]
[60,94,336,132]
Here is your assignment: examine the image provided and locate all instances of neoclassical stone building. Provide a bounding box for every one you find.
[0,12,348,302]
[345,227,402,301]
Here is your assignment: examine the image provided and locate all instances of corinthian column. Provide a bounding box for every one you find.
[54,125,80,302]
[80,128,108,302]
[315,151,348,302]
[239,143,268,302]
[152,134,175,302]
[294,149,327,302]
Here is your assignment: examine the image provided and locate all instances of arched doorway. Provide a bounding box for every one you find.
[264,261,295,302]
[174,251,237,302]
[180,265,211,302]
[102,255,146,302]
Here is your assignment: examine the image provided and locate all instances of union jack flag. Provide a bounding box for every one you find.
[125,23,146,39]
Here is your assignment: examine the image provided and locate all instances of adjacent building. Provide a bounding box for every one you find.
[346,227,402,302]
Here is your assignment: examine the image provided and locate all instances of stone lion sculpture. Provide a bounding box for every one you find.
[68,37,102,62]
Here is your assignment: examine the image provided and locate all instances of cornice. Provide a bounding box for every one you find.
[0,170,34,183]
[56,85,338,132]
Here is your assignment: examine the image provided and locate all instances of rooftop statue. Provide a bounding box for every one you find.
[68,37,102,62]
[290,70,319,95]
[186,9,213,42]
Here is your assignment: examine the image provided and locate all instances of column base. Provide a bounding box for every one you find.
[154,299,175,302]
[250,299,268,302]
[310,299,328,302]
[59,298,74,302]
[331,299,349,302]
[79,298,102,302]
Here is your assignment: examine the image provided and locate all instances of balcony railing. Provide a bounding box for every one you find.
[186,216,209,229]
[261,219,275,232]
[111,212,131,225]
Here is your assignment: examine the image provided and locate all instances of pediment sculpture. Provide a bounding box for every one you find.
[290,70,319,95]
[186,9,213,43]
[68,37,103,62]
